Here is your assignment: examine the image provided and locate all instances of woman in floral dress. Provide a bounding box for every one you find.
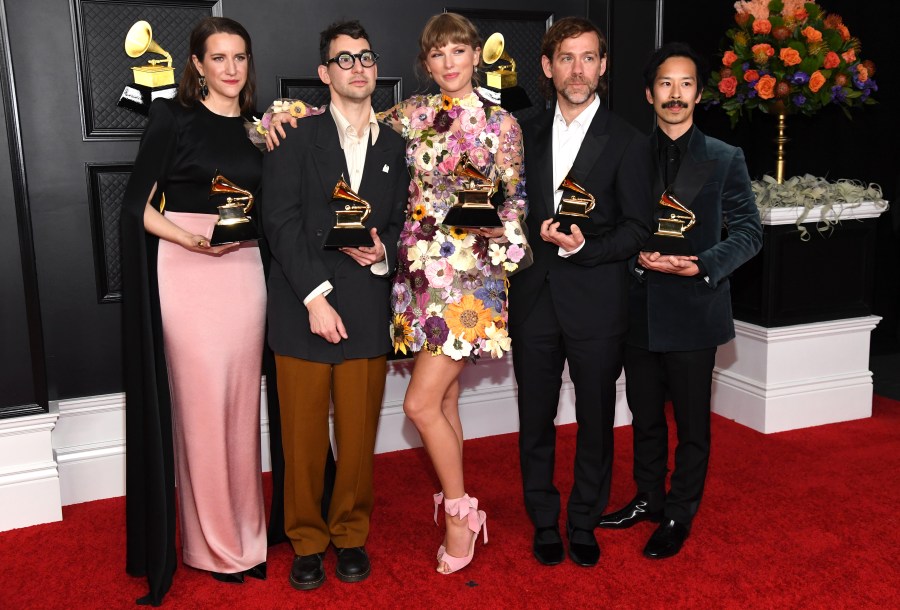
[260,12,526,574]
[380,13,527,574]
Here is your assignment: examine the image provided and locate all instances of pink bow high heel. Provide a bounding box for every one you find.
[434,491,446,560]
[437,494,487,574]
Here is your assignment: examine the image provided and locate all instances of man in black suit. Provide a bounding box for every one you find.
[598,42,762,558]
[261,21,407,589]
[509,17,653,568]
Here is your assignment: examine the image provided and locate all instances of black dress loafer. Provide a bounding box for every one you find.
[245,561,267,580]
[598,493,663,529]
[566,522,600,567]
[532,526,564,566]
[211,571,244,584]
[290,553,325,590]
[643,519,690,559]
[335,546,371,583]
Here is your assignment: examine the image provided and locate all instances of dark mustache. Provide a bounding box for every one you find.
[662,100,688,109]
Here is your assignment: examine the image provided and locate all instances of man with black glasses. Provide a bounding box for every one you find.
[261,20,407,590]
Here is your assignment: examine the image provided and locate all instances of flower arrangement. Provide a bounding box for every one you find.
[702,1,877,126]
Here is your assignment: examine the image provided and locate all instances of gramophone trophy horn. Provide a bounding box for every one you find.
[483,32,518,89]
[442,153,502,229]
[117,21,178,115]
[323,176,375,249]
[208,173,259,246]
[641,189,696,255]
[553,174,598,235]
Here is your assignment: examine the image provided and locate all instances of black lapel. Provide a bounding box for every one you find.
[671,127,716,208]
[356,127,397,206]
[528,110,554,221]
[313,111,351,201]
[567,106,610,184]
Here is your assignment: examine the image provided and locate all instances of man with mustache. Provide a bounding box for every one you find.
[509,17,652,567]
[598,42,761,558]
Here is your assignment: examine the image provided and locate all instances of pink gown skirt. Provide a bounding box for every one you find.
[157,211,267,572]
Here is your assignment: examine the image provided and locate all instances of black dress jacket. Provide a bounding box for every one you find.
[628,127,763,352]
[509,105,653,336]
[261,111,408,363]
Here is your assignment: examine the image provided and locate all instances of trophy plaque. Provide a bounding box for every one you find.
[553,174,597,235]
[442,154,501,228]
[641,189,696,255]
[208,173,259,246]
[323,177,375,249]
[117,21,178,116]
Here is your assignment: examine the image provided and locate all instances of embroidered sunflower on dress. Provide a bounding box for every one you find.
[444,294,493,343]
[449,226,469,240]
[411,204,427,221]
[391,313,414,355]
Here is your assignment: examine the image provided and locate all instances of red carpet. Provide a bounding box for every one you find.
[2,396,899,609]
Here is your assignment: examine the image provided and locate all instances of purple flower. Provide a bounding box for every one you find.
[400,221,420,246]
[474,278,507,313]
[831,85,847,103]
[423,316,450,347]
[741,62,750,71]
[414,216,438,241]
[392,283,412,313]
[408,269,428,296]
[791,94,806,107]
[434,110,452,133]
[790,72,809,85]
[439,241,455,258]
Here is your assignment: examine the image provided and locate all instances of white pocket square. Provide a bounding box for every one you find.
[382,164,390,173]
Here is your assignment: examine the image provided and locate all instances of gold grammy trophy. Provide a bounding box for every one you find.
[323,176,374,249]
[117,20,178,115]
[483,33,517,89]
[553,174,597,235]
[442,153,502,228]
[642,189,696,255]
[208,173,259,246]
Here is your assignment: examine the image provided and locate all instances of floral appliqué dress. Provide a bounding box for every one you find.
[380,92,527,360]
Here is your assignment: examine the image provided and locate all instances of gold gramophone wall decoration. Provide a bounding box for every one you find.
[641,189,696,255]
[323,176,374,249]
[442,153,502,228]
[553,174,597,235]
[208,173,260,246]
[117,20,178,115]
[483,32,517,89]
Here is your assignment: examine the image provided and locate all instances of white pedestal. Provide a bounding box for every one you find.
[0,407,62,530]
[712,316,880,433]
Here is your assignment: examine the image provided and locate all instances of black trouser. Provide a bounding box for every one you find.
[624,343,717,525]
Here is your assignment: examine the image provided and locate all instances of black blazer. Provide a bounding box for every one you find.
[261,111,408,363]
[509,104,653,337]
[628,126,763,352]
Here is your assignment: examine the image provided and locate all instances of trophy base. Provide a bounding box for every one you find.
[552,213,597,236]
[641,233,693,256]
[209,220,260,246]
[323,228,375,250]
[441,205,502,228]
[117,83,178,116]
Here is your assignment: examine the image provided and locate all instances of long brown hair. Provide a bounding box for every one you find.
[416,13,483,86]
[177,17,256,115]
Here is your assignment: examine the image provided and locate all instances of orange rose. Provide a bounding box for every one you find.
[808,70,826,93]
[751,44,774,64]
[856,65,869,83]
[718,76,738,98]
[756,75,776,100]
[744,69,760,82]
[823,52,840,70]
[753,19,772,35]
[723,50,738,67]
[780,48,801,67]
[842,49,856,64]
[772,26,792,41]
[795,9,809,21]
[862,60,876,77]
[801,26,822,43]
[837,25,850,41]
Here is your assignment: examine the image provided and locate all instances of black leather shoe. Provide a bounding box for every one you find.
[532,526,564,566]
[597,493,663,529]
[290,553,325,590]
[335,546,370,583]
[245,561,267,580]
[211,571,244,584]
[566,522,600,567]
[643,519,690,559]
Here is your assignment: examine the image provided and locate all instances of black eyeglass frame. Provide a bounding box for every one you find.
[325,50,380,70]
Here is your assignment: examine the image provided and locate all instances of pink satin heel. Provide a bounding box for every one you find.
[437,494,487,574]
[433,491,446,560]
